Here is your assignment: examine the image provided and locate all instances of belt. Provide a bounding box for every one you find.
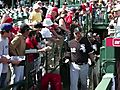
[75,62,87,65]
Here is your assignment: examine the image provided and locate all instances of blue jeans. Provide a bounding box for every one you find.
[0,73,7,88]
[70,62,89,90]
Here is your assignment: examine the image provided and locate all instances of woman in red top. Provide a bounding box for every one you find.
[26,30,40,62]
[26,30,52,62]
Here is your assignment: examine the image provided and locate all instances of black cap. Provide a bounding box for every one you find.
[20,23,32,31]
[63,2,68,5]
[20,23,32,33]
[34,22,45,29]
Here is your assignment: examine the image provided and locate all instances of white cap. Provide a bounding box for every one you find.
[33,4,41,10]
[43,18,53,27]
[37,1,42,4]
[40,28,52,38]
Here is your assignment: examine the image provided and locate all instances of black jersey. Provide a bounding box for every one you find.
[68,37,93,64]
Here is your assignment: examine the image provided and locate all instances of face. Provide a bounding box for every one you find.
[74,31,81,40]
[2,31,11,38]
[51,11,57,18]
[88,37,94,42]
[31,34,36,39]
[35,8,41,12]
[38,2,42,7]
[23,30,30,38]
[36,28,41,33]
[62,5,67,9]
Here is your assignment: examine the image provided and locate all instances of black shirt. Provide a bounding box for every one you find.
[68,37,93,64]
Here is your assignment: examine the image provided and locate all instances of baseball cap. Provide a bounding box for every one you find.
[5,18,13,23]
[33,22,45,30]
[34,22,45,28]
[33,4,41,10]
[52,7,58,14]
[43,18,53,27]
[37,1,42,4]
[63,2,68,5]
[40,28,52,38]
[0,23,13,32]
[20,23,32,32]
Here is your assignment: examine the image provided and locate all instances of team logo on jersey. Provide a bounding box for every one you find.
[71,48,76,53]
[80,44,86,53]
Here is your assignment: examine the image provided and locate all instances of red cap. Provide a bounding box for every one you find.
[5,18,13,23]
[52,7,58,14]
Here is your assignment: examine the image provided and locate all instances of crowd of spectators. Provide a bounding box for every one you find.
[0,0,115,90]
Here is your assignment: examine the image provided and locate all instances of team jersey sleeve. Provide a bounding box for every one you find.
[82,37,93,54]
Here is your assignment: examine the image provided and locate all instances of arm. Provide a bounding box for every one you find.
[0,56,9,64]
[89,52,96,63]
[28,12,34,23]
[84,37,96,64]
[59,18,68,32]
[9,36,21,55]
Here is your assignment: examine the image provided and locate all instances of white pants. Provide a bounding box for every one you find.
[70,62,89,90]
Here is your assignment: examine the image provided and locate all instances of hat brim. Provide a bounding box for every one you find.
[26,27,33,31]
[43,23,53,27]
[63,4,68,5]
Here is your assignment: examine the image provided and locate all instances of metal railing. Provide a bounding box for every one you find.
[95,73,115,90]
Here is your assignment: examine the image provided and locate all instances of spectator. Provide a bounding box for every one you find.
[0,23,13,88]
[9,23,31,90]
[46,7,58,21]
[36,1,48,20]
[29,4,42,24]
[33,22,44,42]
[58,2,68,15]
[87,32,99,90]
[42,18,62,42]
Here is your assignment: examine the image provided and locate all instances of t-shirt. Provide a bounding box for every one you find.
[26,37,39,62]
[68,37,93,64]
[0,35,9,73]
[29,11,42,23]
[26,37,38,49]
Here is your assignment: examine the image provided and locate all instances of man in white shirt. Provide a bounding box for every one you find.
[0,23,13,88]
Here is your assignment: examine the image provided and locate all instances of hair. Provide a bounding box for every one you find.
[28,31,36,37]
[0,30,10,35]
[19,29,29,34]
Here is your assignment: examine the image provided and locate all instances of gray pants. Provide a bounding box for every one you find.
[70,62,89,90]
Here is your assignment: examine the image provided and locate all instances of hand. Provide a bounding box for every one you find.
[11,60,21,65]
[38,46,52,52]
[45,46,52,51]
[89,61,96,67]
[0,56,9,64]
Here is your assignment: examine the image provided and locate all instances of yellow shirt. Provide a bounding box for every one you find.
[29,11,42,23]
